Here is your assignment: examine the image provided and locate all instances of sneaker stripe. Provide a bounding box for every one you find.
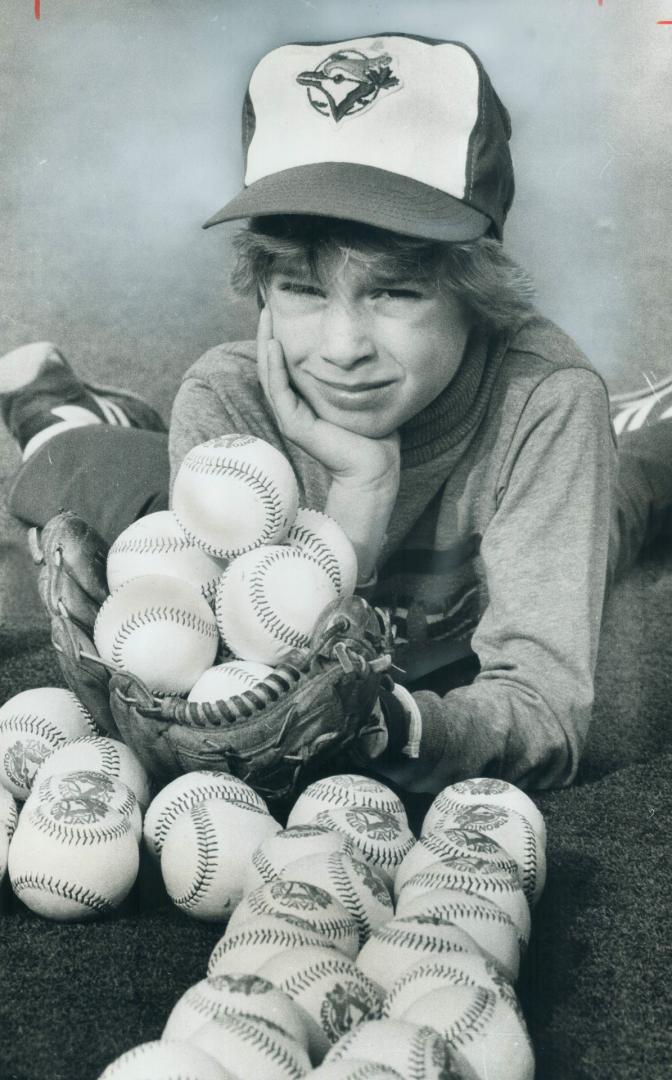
[90,393,115,424]
[613,402,653,435]
[91,394,131,427]
[91,393,120,425]
[612,381,672,434]
[106,400,132,427]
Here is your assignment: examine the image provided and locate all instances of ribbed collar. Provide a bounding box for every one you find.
[400,323,509,467]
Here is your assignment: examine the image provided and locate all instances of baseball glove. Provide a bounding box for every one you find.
[30,510,396,805]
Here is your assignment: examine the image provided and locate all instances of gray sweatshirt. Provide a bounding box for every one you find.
[169,314,617,793]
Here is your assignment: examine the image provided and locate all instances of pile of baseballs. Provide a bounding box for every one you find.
[96,772,546,1079]
[93,434,359,696]
[0,686,151,919]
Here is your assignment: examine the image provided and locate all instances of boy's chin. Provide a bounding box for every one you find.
[316,406,397,440]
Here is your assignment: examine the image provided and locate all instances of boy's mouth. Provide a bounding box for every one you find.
[309,374,396,412]
[311,375,394,393]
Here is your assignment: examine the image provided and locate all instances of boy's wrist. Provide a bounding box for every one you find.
[325,478,397,585]
[328,469,399,504]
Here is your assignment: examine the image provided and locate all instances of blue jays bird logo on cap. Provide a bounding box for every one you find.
[296,48,400,122]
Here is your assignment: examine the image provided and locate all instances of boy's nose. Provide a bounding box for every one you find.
[318,301,374,368]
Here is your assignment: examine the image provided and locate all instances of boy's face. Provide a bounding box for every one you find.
[265,251,471,439]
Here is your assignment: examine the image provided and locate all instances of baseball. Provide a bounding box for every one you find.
[279,851,393,948]
[258,946,385,1062]
[0,828,8,884]
[421,802,546,906]
[208,915,338,978]
[291,1061,403,1079]
[98,1039,233,1079]
[160,798,281,920]
[215,544,338,665]
[322,1018,455,1080]
[286,508,358,597]
[227,879,359,959]
[384,954,523,1022]
[28,769,142,841]
[187,659,275,703]
[243,825,356,894]
[393,829,521,899]
[0,784,18,839]
[310,806,415,886]
[0,816,8,876]
[94,574,219,696]
[392,889,521,981]
[106,510,228,605]
[187,1010,311,1078]
[172,434,299,558]
[8,799,139,920]
[401,984,534,1080]
[355,916,485,992]
[162,972,309,1050]
[396,859,530,944]
[144,771,269,860]
[287,776,407,829]
[31,735,151,811]
[0,687,97,799]
[423,778,546,848]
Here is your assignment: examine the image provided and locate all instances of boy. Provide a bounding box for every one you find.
[1,34,668,793]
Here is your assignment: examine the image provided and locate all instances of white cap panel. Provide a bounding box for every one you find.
[245,37,480,201]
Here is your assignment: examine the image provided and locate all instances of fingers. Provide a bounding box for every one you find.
[257,307,300,432]
[256,306,273,399]
[265,338,292,405]
[257,304,273,348]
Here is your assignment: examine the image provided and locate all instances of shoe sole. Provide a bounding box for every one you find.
[0,342,64,395]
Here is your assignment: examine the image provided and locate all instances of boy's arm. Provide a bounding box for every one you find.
[168,348,291,490]
[372,368,618,792]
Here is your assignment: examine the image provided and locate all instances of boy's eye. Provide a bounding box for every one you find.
[373,288,423,300]
[277,282,324,298]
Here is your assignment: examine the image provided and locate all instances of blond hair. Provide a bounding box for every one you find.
[231,216,535,332]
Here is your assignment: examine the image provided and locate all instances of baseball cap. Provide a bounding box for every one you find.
[203,33,515,241]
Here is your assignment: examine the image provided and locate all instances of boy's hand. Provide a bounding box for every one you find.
[257,307,400,582]
[257,307,400,492]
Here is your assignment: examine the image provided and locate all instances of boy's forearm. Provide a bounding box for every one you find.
[371,675,586,794]
[325,476,398,584]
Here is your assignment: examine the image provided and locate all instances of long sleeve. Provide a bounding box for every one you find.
[374,368,618,793]
[168,343,331,509]
[168,345,281,488]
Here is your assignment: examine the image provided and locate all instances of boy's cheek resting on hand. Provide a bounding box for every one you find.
[256,306,401,585]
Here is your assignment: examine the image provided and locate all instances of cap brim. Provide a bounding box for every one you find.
[202,163,492,241]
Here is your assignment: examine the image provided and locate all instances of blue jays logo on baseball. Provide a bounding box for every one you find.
[449,829,507,854]
[345,807,400,841]
[49,773,116,825]
[215,974,274,996]
[454,779,510,796]
[321,981,381,1039]
[5,741,49,792]
[296,47,401,122]
[268,880,332,911]
[350,856,391,906]
[453,805,510,830]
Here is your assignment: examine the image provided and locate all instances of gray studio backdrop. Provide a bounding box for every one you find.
[1,0,671,623]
